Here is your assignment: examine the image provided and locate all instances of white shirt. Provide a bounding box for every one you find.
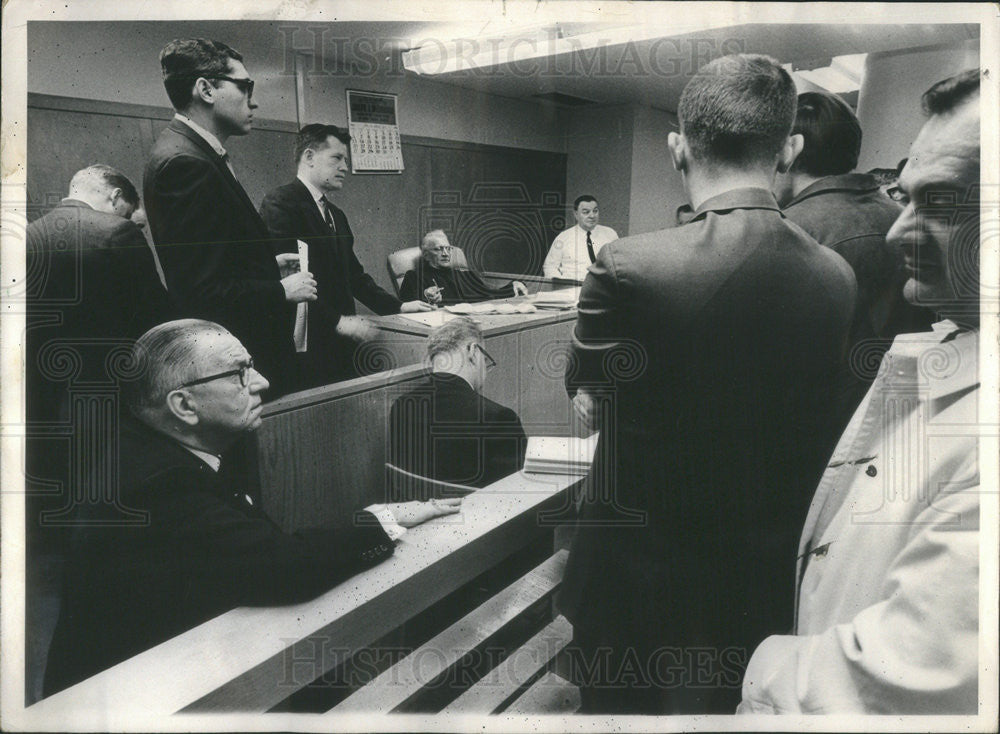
[297,175,333,227]
[739,323,979,714]
[542,223,618,280]
[174,114,234,176]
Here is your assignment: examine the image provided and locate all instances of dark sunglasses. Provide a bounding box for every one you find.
[177,359,254,389]
[205,75,255,98]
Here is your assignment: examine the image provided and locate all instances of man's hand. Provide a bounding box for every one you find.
[335,315,379,342]
[423,285,444,306]
[401,300,435,313]
[281,271,317,302]
[572,388,599,432]
[387,498,463,527]
[512,281,529,297]
[275,253,300,278]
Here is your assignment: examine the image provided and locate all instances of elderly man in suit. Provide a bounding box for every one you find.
[144,39,317,397]
[559,54,856,714]
[42,319,460,696]
[739,69,982,715]
[260,124,431,389]
[389,317,527,490]
[399,230,528,306]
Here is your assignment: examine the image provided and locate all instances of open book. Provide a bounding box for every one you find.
[522,433,599,476]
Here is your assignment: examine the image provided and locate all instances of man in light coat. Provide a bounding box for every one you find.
[739,68,982,715]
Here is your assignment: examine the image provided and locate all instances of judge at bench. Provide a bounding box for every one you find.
[42,319,460,697]
[399,230,528,306]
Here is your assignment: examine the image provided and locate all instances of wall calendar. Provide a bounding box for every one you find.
[346,90,404,173]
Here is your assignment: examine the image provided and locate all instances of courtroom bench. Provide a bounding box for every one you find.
[25,471,582,725]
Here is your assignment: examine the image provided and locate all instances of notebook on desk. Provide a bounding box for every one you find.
[523,433,599,475]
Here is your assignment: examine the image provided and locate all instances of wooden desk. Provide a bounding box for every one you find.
[369,305,578,430]
[25,472,580,723]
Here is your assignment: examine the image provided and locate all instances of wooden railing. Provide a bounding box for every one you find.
[27,471,581,723]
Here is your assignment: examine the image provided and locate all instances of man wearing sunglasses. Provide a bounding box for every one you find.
[43,319,461,696]
[389,318,527,490]
[144,38,316,398]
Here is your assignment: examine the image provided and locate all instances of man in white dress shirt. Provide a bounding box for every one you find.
[542,195,618,280]
[738,69,983,715]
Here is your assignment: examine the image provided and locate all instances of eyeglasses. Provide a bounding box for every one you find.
[474,343,497,370]
[177,359,254,389]
[206,75,255,99]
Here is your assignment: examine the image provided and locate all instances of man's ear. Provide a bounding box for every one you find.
[777,133,804,174]
[166,389,200,427]
[667,131,687,173]
[193,77,216,106]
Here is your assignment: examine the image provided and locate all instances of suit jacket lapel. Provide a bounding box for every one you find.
[167,120,265,232]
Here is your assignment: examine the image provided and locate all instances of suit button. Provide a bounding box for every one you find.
[866,465,877,477]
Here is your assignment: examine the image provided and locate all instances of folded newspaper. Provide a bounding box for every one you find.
[522,433,599,475]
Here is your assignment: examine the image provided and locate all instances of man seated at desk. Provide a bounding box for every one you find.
[43,319,460,697]
[399,230,528,306]
[389,318,527,489]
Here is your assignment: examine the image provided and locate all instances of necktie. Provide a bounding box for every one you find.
[586,230,596,263]
[321,197,337,232]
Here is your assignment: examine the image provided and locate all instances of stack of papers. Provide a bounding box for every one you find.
[532,287,581,309]
[523,433,599,475]
[445,302,537,315]
[396,310,458,327]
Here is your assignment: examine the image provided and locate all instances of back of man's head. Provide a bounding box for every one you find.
[426,317,482,374]
[160,38,242,112]
[294,123,351,165]
[791,91,863,177]
[127,319,230,419]
[67,164,139,213]
[678,54,797,168]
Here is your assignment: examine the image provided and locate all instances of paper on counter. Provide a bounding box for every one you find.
[293,240,309,352]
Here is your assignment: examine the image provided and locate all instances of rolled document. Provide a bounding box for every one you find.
[293,240,309,352]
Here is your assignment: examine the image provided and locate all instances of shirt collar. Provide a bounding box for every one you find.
[886,320,978,409]
[175,113,228,158]
[785,173,880,208]
[179,444,222,472]
[297,175,327,206]
[689,187,781,221]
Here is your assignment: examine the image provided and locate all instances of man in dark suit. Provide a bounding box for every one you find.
[389,318,527,491]
[25,165,169,556]
[774,91,935,444]
[559,54,857,714]
[259,124,431,389]
[27,164,168,423]
[143,39,317,397]
[399,230,528,306]
[42,319,461,696]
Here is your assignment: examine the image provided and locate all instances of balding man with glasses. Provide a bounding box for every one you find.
[43,320,460,696]
[144,39,316,397]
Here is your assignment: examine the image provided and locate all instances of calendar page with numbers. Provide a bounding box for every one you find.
[346,89,404,173]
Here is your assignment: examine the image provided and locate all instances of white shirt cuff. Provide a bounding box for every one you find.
[363,504,407,542]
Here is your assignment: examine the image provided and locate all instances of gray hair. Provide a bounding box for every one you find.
[421,229,449,251]
[426,317,482,362]
[127,319,231,415]
[67,164,140,207]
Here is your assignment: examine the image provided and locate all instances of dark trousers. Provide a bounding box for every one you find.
[565,625,745,715]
